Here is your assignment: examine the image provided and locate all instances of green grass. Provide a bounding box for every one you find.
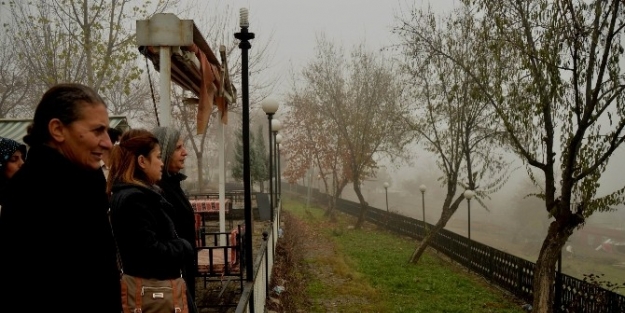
[283,197,525,313]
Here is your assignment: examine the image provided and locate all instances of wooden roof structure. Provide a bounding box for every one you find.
[137,13,236,134]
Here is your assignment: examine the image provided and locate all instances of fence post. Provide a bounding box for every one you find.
[555,252,562,312]
[517,261,523,298]
[488,246,493,280]
[263,231,269,299]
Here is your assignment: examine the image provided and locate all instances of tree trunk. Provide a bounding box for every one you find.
[410,193,463,263]
[197,152,204,192]
[410,208,454,263]
[324,183,341,219]
[532,220,575,313]
[323,195,334,217]
[353,183,367,229]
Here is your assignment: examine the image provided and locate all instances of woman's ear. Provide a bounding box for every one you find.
[48,118,66,142]
[137,155,147,169]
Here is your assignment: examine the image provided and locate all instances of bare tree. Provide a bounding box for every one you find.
[101,61,155,122]
[0,36,35,117]
[299,34,413,228]
[282,89,351,217]
[2,0,173,117]
[395,1,625,311]
[168,1,279,191]
[395,8,511,263]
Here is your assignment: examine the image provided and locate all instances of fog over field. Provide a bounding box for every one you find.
[333,146,625,285]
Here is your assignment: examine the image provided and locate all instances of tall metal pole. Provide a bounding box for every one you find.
[218,119,226,245]
[555,250,562,311]
[271,131,278,205]
[384,187,389,213]
[159,47,171,126]
[234,8,255,287]
[266,114,274,220]
[277,145,281,201]
[421,190,426,233]
[467,199,471,241]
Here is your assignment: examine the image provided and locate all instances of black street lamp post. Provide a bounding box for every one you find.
[234,7,254,285]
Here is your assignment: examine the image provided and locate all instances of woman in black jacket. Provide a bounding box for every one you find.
[152,126,198,302]
[108,129,195,313]
[0,84,121,312]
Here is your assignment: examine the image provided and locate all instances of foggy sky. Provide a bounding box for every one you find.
[174,0,625,222]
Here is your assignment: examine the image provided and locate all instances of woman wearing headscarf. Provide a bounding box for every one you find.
[152,126,197,306]
[0,83,121,312]
[0,137,26,195]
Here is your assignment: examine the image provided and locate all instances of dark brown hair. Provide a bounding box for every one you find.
[106,128,160,195]
[24,83,107,147]
[107,128,123,144]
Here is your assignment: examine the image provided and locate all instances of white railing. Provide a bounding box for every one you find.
[235,198,281,313]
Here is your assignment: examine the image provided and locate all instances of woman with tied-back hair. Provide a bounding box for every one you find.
[107,128,196,313]
[0,83,121,312]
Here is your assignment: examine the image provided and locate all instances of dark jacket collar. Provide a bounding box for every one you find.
[163,172,187,183]
[26,145,104,180]
[112,182,163,199]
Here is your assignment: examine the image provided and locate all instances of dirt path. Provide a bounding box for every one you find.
[268,210,372,312]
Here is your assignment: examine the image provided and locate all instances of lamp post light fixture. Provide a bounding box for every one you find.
[234,7,255,283]
[463,189,475,241]
[271,119,282,131]
[419,184,427,234]
[261,98,279,221]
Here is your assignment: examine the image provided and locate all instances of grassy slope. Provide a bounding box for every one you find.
[283,197,525,313]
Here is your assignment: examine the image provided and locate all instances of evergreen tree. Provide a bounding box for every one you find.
[231,129,244,182]
[232,127,268,191]
[251,125,269,192]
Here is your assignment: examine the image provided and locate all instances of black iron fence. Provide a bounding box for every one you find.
[288,184,625,313]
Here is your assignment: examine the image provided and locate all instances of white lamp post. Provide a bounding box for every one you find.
[383,182,390,213]
[463,189,475,240]
[419,184,427,233]
[275,134,283,201]
[262,98,279,220]
[271,119,282,211]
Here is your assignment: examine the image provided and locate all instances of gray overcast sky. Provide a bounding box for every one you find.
[225,0,460,94]
[215,0,624,201]
[173,0,624,215]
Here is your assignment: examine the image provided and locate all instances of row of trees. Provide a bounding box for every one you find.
[0,0,167,120]
[281,1,625,312]
[281,34,413,224]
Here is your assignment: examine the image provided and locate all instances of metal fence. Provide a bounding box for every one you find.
[234,198,281,313]
[289,184,625,313]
